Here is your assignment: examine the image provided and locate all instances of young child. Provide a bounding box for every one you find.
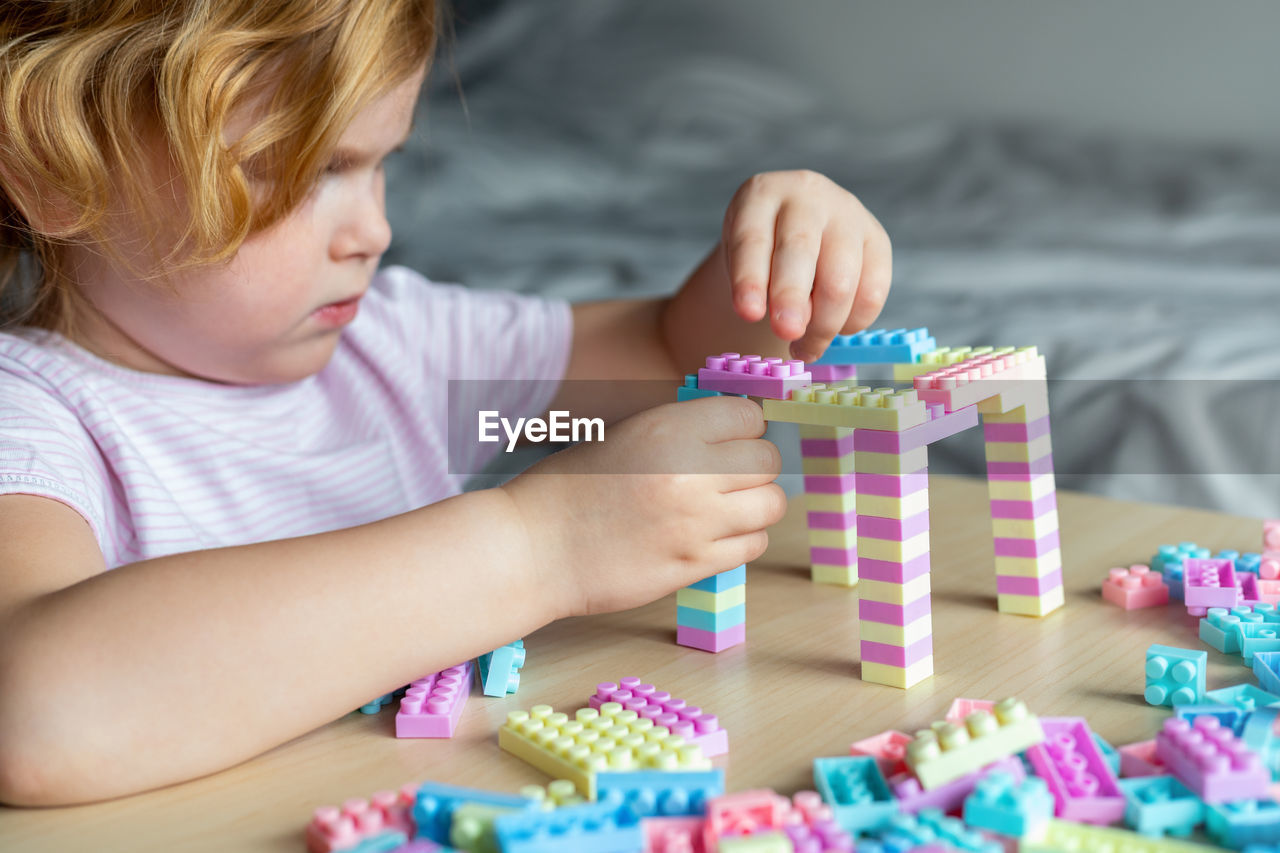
[0,1,892,805]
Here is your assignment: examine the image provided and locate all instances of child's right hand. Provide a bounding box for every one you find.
[500,396,785,619]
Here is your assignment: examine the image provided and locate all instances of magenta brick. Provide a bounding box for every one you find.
[807,509,858,530]
[699,354,812,399]
[996,570,1063,596]
[989,493,1058,519]
[808,364,858,383]
[986,454,1055,477]
[811,546,857,567]
[854,471,929,497]
[1183,558,1240,613]
[1026,717,1125,825]
[395,662,472,738]
[853,404,979,454]
[861,635,933,667]
[858,510,931,540]
[993,530,1060,558]
[677,623,745,653]
[859,595,932,625]
[800,433,857,457]
[804,473,857,495]
[983,415,1051,443]
[1155,716,1269,803]
[860,553,932,584]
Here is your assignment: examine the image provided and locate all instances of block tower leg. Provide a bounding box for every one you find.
[677,565,747,652]
[801,424,858,587]
[855,457,933,689]
[982,385,1064,617]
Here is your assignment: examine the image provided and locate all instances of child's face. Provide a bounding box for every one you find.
[66,68,426,385]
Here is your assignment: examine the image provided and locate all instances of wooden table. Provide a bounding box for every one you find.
[0,476,1261,852]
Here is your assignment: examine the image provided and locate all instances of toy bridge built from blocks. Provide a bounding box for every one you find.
[675,328,1063,690]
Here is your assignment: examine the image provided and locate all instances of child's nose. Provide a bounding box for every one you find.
[332,185,392,261]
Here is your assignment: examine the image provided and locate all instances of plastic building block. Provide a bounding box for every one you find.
[962,771,1053,838]
[493,799,644,853]
[1206,682,1280,713]
[697,354,812,399]
[359,690,402,715]
[1093,732,1122,777]
[1144,645,1206,707]
[1173,704,1246,736]
[688,565,747,593]
[812,755,897,835]
[1240,707,1280,761]
[676,624,746,654]
[675,605,745,633]
[307,787,416,853]
[780,790,855,852]
[702,790,789,844]
[588,679,728,758]
[349,834,411,853]
[811,328,937,365]
[876,809,1001,853]
[1155,716,1270,803]
[384,841,444,853]
[717,834,791,853]
[1119,739,1166,778]
[903,698,1043,790]
[595,769,724,817]
[1118,775,1204,838]
[1255,651,1280,695]
[499,702,710,799]
[412,782,536,845]
[643,816,706,853]
[519,779,587,811]
[478,641,526,697]
[1206,799,1280,848]
[1025,717,1124,825]
[849,729,913,778]
[678,374,725,402]
[1021,818,1223,852]
[1183,558,1239,616]
[1200,607,1259,654]
[891,754,1024,816]
[1266,520,1280,552]
[911,348,1045,414]
[394,663,472,739]
[762,384,928,431]
[450,801,521,853]
[1239,622,1280,662]
[943,699,995,725]
[1103,565,1170,610]
[1154,542,1211,600]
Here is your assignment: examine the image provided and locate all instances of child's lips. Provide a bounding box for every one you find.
[312,295,362,327]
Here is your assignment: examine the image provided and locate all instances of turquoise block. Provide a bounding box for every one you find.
[676,604,745,633]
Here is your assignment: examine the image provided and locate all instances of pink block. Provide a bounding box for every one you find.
[858,510,931,540]
[860,596,932,625]
[644,815,706,853]
[588,678,728,757]
[1118,739,1166,778]
[983,416,1052,443]
[811,546,857,567]
[860,553,931,584]
[1155,716,1269,803]
[913,352,1042,412]
[677,623,745,653]
[1026,718,1125,825]
[945,698,995,725]
[1183,558,1240,616]
[800,433,858,457]
[1102,565,1170,610]
[1262,552,1280,581]
[698,354,812,399]
[993,530,1060,558]
[996,570,1063,597]
[807,509,858,530]
[989,493,1058,520]
[804,473,857,495]
[891,755,1025,814]
[394,662,472,738]
[703,790,789,847]
[854,471,929,497]
[853,404,980,454]
[986,455,1055,477]
[808,364,858,383]
[851,729,914,778]
[1265,520,1280,552]
[861,635,932,667]
[306,785,418,853]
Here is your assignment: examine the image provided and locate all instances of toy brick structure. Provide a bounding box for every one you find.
[677,329,1064,689]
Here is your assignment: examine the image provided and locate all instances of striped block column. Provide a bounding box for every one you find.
[801,424,858,586]
[855,460,933,690]
[677,564,746,652]
[983,388,1064,617]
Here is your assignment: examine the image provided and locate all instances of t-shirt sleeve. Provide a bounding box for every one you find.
[0,364,109,545]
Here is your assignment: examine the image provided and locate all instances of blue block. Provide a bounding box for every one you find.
[1207,800,1280,848]
[358,690,400,714]
[875,809,1002,852]
[1241,708,1280,769]
[813,755,898,835]
[1206,683,1280,713]
[676,604,745,633]
[676,379,724,402]
[1201,608,1252,655]
[1255,651,1280,696]
[962,771,1053,838]
[1091,732,1121,777]
[1240,623,1280,662]
[687,564,747,593]
[1154,542,1211,601]
[1172,703,1246,735]
[1145,644,1206,707]
[494,800,643,853]
[812,327,936,366]
[595,769,723,817]
[413,782,536,845]
[1238,553,1264,574]
[1118,775,1204,838]
[478,640,526,697]
[349,831,409,853]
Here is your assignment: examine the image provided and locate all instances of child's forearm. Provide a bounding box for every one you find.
[0,488,548,806]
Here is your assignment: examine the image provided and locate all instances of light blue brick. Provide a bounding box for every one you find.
[812,327,937,366]
[1118,775,1204,838]
[687,564,747,593]
[676,603,745,633]
[813,755,898,835]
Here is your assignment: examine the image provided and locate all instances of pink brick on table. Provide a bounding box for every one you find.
[858,511,931,540]
[861,636,932,668]
[644,815,706,853]
[698,354,813,399]
[588,678,728,757]
[996,571,1063,597]
[860,553,932,584]
[890,755,1025,815]
[859,596,931,626]
[306,785,417,853]
[989,493,1058,520]
[1155,716,1269,803]
[1118,739,1166,778]
[394,662,472,738]
[702,789,789,848]
[1026,718,1125,825]
[677,623,745,654]
[852,471,929,497]
[853,404,979,454]
[1261,552,1280,581]
[807,509,858,530]
[1265,519,1280,551]
[851,729,914,778]
[1102,565,1170,610]
[983,415,1052,444]
[993,531,1060,558]
[986,455,1055,477]
[1183,557,1240,616]
[945,698,995,725]
[912,349,1043,413]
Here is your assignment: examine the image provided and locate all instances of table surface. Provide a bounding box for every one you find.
[0,475,1263,852]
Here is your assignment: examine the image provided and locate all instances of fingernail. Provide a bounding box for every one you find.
[775,309,801,328]
[741,294,764,314]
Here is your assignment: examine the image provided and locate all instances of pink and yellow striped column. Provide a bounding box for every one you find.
[801,424,858,587]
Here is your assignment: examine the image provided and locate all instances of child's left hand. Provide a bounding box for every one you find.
[720,170,892,364]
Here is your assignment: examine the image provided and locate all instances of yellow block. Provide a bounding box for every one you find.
[860,614,932,646]
[998,586,1065,617]
[859,530,931,563]
[859,573,931,606]
[805,491,858,513]
[763,384,928,431]
[994,549,1062,578]
[676,585,746,613]
[983,434,1054,464]
[980,392,1051,423]
[812,564,858,587]
[987,473,1056,502]
[809,527,858,550]
[862,656,934,689]
[801,451,856,476]
[858,491,929,519]
[991,512,1060,540]
[798,424,854,440]
[852,447,930,476]
[893,347,1002,383]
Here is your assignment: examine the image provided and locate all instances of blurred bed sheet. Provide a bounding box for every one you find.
[383,2,1280,517]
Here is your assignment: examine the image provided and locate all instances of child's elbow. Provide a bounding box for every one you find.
[0,658,85,806]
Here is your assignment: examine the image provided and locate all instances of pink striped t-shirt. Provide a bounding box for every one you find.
[0,265,572,569]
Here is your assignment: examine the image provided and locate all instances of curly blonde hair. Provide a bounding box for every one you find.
[0,0,439,331]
